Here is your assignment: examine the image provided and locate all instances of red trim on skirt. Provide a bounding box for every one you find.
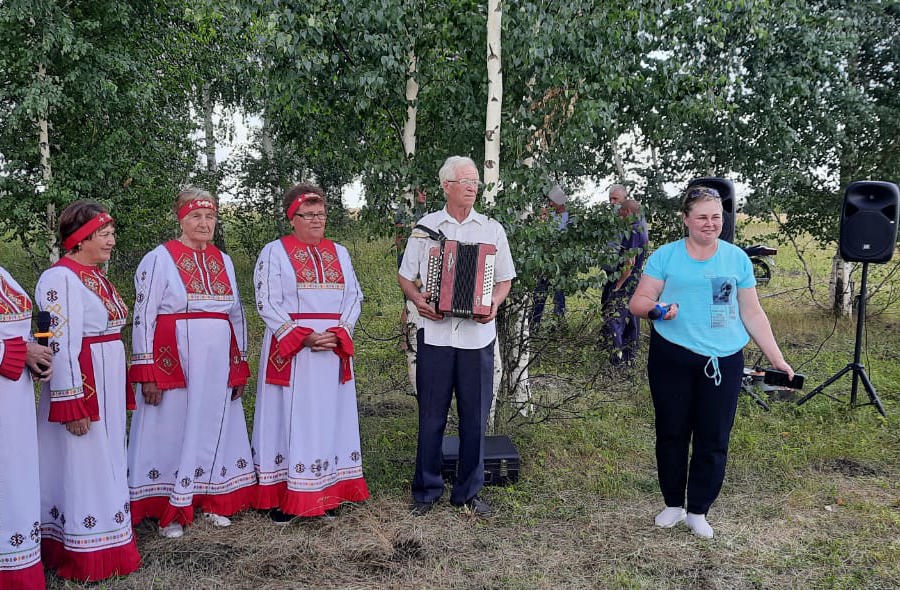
[253,477,369,517]
[41,537,140,582]
[130,483,257,528]
[0,561,46,590]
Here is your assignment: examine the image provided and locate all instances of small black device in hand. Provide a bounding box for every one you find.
[35,311,52,345]
[648,303,678,321]
[763,368,805,389]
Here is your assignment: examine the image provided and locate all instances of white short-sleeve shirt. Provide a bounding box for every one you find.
[399,207,516,349]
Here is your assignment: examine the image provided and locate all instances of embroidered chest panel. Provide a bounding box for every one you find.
[164,241,234,300]
[0,274,32,322]
[280,236,345,289]
[56,258,128,326]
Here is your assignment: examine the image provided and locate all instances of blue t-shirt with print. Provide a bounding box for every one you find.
[643,239,755,357]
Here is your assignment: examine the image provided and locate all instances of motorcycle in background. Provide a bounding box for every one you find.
[743,244,777,285]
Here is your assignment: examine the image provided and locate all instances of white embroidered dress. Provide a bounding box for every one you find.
[0,267,44,589]
[127,242,255,528]
[251,237,369,516]
[35,258,140,582]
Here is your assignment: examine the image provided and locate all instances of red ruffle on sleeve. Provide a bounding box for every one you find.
[276,326,314,361]
[48,397,95,423]
[0,337,27,381]
[326,326,354,384]
[128,362,156,383]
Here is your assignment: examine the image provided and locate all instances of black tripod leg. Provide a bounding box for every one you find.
[741,381,770,411]
[796,364,852,407]
[856,369,887,417]
[798,263,887,416]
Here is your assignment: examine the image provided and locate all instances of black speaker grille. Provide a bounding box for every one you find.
[839,181,899,263]
[840,212,892,260]
[451,243,478,317]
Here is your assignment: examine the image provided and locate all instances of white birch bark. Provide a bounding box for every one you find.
[203,84,217,178]
[829,253,854,317]
[202,85,228,250]
[522,75,538,169]
[483,0,533,429]
[259,115,282,221]
[402,48,420,393]
[402,49,418,210]
[610,131,628,182]
[483,0,502,204]
[38,64,59,262]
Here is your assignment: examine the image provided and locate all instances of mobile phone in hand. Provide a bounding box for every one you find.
[763,368,805,389]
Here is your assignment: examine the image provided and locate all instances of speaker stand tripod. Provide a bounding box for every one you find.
[796,262,886,416]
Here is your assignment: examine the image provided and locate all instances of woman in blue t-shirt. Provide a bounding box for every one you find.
[628,185,794,539]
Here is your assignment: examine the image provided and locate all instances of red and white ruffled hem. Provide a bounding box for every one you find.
[41,538,140,582]
[0,561,46,590]
[130,483,257,528]
[253,477,369,517]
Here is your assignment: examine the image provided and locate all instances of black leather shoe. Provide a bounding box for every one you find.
[410,500,435,516]
[269,508,297,525]
[459,496,494,517]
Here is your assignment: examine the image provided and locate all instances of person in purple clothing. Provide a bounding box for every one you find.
[601,196,648,366]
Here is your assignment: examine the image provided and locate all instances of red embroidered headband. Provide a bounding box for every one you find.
[177,198,217,220]
[63,212,114,251]
[286,193,324,221]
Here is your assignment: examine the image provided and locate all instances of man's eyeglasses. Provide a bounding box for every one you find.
[296,212,327,221]
[447,178,483,188]
[685,186,721,200]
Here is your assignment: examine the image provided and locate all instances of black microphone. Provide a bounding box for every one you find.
[35,311,52,346]
[33,311,52,376]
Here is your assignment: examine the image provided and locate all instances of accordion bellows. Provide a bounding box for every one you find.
[425,240,497,318]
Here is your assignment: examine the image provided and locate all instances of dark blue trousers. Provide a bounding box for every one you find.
[412,329,494,505]
[647,330,743,514]
[601,282,640,364]
[531,276,566,327]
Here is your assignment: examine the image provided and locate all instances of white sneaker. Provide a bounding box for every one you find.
[655,506,687,528]
[202,512,232,527]
[685,512,714,539]
[159,522,184,538]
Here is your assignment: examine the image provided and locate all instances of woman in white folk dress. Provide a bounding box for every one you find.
[0,265,53,590]
[127,187,255,539]
[36,201,140,581]
[252,182,369,523]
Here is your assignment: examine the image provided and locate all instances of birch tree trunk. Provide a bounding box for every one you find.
[38,64,59,262]
[202,84,227,250]
[649,144,663,189]
[203,85,217,180]
[401,47,420,395]
[483,0,532,430]
[830,161,856,317]
[483,0,502,204]
[402,49,418,210]
[609,131,627,182]
[829,253,854,317]
[259,115,282,223]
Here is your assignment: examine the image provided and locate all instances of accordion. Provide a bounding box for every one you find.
[424,238,497,318]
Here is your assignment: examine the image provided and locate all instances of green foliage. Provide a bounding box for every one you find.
[0,0,210,273]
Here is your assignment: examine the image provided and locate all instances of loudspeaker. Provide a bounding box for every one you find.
[687,177,735,243]
[839,181,899,264]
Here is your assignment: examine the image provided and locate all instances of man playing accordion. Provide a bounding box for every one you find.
[398,156,515,518]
